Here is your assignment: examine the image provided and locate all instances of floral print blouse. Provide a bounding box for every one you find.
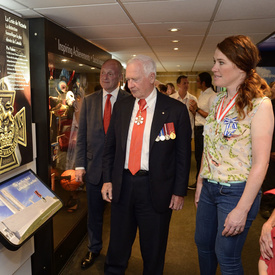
[201,91,268,182]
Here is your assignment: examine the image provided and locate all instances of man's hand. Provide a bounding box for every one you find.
[75,169,86,183]
[189,99,198,109]
[169,195,184,210]
[189,104,196,116]
[189,99,198,116]
[101,182,113,202]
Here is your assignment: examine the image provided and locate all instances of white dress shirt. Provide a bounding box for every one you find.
[102,87,119,117]
[125,88,157,171]
[195,87,216,126]
[170,91,197,138]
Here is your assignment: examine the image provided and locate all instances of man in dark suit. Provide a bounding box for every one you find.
[75,59,129,270]
[101,55,191,274]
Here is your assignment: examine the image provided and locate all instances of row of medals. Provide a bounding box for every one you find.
[135,114,176,142]
[156,131,176,142]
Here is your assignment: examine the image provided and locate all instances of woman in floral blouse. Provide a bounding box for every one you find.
[194,35,274,275]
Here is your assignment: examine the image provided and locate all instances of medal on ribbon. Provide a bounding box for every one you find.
[216,92,238,123]
[134,100,147,126]
[167,122,176,139]
[135,115,144,126]
[223,117,238,137]
[164,123,170,140]
[160,128,165,141]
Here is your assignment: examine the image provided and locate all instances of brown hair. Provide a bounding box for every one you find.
[217,35,270,119]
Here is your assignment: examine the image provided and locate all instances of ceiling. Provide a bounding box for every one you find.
[1,0,275,72]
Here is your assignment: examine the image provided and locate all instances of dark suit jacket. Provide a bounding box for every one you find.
[75,88,129,185]
[103,91,192,212]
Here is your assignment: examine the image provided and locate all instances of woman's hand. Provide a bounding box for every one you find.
[195,177,203,208]
[259,221,273,260]
[222,207,247,237]
[259,210,275,260]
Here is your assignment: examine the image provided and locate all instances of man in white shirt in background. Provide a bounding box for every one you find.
[170,75,198,139]
[189,72,216,190]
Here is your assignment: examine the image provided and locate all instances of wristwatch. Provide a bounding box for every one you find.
[196,107,200,112]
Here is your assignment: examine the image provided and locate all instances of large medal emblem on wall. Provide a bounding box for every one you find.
[0,90,26,174]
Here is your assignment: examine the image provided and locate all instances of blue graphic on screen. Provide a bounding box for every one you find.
[0,170,55,221]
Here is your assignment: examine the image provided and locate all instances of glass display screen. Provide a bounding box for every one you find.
[0,169,63,250]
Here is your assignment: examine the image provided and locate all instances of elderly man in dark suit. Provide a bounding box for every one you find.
[75,59,129,270]
[101,55,191,274]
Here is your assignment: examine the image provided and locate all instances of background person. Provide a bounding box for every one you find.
[170,75,197,140]
[158,83,168,94]
[74,59,129,270]
[194,35,274,275]
[101,55,191,275]
[188,72,216,190]
[259,206,275,274]
[166,82,176,95]
[260,81,275,219]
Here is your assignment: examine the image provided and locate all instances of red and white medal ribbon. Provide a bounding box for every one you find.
[135,102,148,126]
[216,93,238,123]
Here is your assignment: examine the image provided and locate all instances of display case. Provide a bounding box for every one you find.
[29,18,111,274]
[47,52,100,258]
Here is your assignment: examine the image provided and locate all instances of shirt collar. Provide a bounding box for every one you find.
[178,91,188,100]
[201,87,213,95]
[103,87,119,99]
[135,88,157,108]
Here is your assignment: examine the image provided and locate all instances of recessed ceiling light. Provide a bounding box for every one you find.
[170,28,179,32]
[172,40,179,43]
[177,65,181,67]
[174,48,179,51]
[91,67,96,70]
[132,54,136,57]
[79,64,83,66]
[61,59,68,62]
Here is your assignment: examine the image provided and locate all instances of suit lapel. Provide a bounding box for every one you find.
[121,96,135,151]
[150,93,169,150]
[96,90,103,129]
[117,88,126,100]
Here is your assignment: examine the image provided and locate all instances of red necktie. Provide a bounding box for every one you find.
[128,99,147,175]
[103,94,112,134]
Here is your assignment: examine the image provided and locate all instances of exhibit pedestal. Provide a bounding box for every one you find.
[0,238,34,275]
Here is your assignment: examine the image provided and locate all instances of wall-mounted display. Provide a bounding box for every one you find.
[0,9,33,174]
[29,17,111,274]
[0,169,62,251]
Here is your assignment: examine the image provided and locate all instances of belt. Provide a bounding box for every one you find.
[124,169,149,177]
[207,179,245,187]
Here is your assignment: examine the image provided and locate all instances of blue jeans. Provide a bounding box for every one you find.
[195,179,261,275]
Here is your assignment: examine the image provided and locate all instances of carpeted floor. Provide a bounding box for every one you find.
[59,154,266,275]
[59,192,266,275]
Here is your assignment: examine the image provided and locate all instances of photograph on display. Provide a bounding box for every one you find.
[0,169,63,250]
[0,9,33,174]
